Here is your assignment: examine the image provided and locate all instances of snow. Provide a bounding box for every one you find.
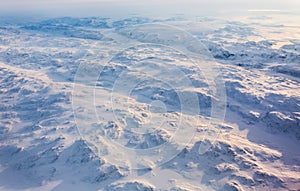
[0,15,299,191]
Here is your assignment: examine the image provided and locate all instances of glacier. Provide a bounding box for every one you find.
[0,15,299,191]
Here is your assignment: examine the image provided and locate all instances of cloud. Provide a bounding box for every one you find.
[0,0,299,17]
[248,9,282,12]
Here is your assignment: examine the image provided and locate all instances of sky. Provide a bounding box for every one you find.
[0,0,299,18]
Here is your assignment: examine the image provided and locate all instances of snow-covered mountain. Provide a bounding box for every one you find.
[0,16,299,191]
